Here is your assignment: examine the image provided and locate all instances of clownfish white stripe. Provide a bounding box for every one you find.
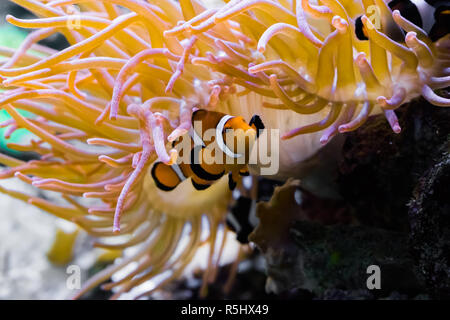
[216,115,243,159]
[411,0,437,33]
[171,163,187,182]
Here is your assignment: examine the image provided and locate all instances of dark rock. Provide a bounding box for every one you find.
[250,96,450,300]
[339,98,450,231]
[262,218,425,299]
[408,152,450,299]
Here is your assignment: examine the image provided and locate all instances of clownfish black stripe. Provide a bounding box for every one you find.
[189,146,225,181]
[227,196,258,244]
[190,145,203,165]
[191,180,210,191]
[228,172,237,190]
[239,170,250,176]
[190,162,225,181]
[355,16,368,41]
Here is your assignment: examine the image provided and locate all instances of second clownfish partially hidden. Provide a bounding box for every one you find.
[151,109,265,191]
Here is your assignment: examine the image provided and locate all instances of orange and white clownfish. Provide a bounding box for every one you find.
[355,0,450,42]
[151,109,265,192]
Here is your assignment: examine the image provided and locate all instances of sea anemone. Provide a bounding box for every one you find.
[0,0,448,299]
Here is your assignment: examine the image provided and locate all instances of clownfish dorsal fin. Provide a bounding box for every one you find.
[249,115,265,138]
[189,109,208,148]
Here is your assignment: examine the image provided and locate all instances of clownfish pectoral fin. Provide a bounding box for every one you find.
[151,162,185,191]
[249,115,265,138]
[228,172,237,190]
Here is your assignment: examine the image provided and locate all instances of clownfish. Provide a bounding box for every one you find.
[227,194,258,244]
[355,0,450,42]
[151,109,265,192]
